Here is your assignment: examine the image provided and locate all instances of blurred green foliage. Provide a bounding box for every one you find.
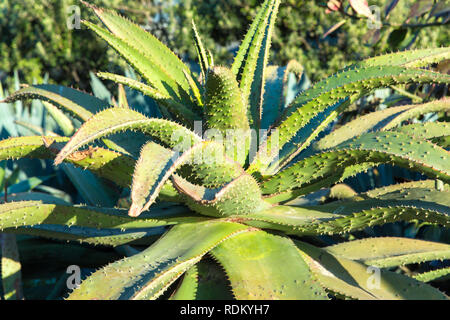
[0,0,157,89]
[1,0,447,88]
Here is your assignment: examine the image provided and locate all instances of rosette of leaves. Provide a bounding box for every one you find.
[1,0,450,300]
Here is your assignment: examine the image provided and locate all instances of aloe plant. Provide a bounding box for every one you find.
[1,0,450,300]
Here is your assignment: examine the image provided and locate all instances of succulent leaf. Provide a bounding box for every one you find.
[1,234,23,300]
[313,99,450,151]
[82,1,198,100]
[172,174,267,218]
[263,131,450,195]
[53,107,201,165]
[251,66,450,174]
[353,47,450,68]
[169,265,198,300]
[325,237,450,268]
[82,21,193,106]
[0,201,205,231]
[1,84,108,121]
[296,241,448,300]
[67,221,251,300]
[210,230,329,299]
[413,268,450,283]
[97,72,200,125]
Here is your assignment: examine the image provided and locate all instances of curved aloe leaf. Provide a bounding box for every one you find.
[413,267,450,283]
[67,221,251,300]
[130,141,243,217]
[82,1,198,101]
[1,84,108,121]
[42,101,75,136]
[172,174,268,218]
[314,99,450,151]
[130,141,176,217]
[0,135,182,202]
[364,180,448,198]
[1,233,23,300]
[0,201,205,231]
[169,265,198,300]
[250,66,450,174]
[263,131,450,195]
[53,107,201,165]
[392,122,450,142]
[0,136,134,187]
[232,0,280,131]
[210,230,328,300]
[353,47,450,68]
[296,241,448,300]
[13,225,161,247]
[234,205,343,234]
[3,192,71,205]
[82,20,193,106]
[325,237,450,268]
[362,182,450,207]
[97,72,200,126]
[295,199,450,235]
[204,66,250,132]
[264,162,377,204]
[192,19,210,81]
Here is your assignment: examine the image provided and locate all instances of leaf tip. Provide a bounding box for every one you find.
[128,203,143,218]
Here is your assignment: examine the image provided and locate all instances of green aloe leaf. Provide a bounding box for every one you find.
[82,21,193,107]
[82,1,198,102]
[42,101,75,136]
[250,66,450,174]
[12,225,161,247]
[192,19,210,81]
[172,174,268,218]
[313,99,450,151]
[325,237,450,268]
[392,122,450,143]
[67,221,251,300]
[361,181,450,207]
[97,72,200,126]
[296,199,450,235]
[204,66,250,132]
[1,233,23,300]
[353,47,450,68]
[0,201,205,231]
[234,205,343,234]
[296,241,448,300]
[130,141,243,217]
[232,0,280,130]
[413,268,450,283]
[4,192,70,205]
[53,107,201,165]
[1,84,108,121]
[210,230,328,300]
[263,131,450,195]
[169,265,198,300]
[0,135,179,200]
